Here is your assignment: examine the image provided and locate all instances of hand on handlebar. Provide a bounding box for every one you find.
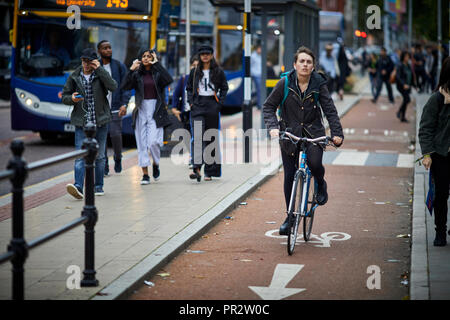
[269,129,280,138]
[332,136,343,147]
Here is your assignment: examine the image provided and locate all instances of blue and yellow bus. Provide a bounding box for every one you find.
[10,0,156,139]
[10,0,266,140]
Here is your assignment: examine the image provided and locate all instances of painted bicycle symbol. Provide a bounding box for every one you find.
[265,230,351,248]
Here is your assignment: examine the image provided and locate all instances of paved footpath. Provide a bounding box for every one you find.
[0,81,362,300]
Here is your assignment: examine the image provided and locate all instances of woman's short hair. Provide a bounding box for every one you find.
[293,46,316,67]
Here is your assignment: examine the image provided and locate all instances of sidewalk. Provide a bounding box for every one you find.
[410,92,450,300]
[0,84,362,300]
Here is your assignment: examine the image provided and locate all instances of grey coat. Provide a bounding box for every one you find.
[419,91,450,157]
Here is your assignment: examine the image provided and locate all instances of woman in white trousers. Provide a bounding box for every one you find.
[121,49,173,184]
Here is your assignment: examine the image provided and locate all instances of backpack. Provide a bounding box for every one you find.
[278,70,321,114]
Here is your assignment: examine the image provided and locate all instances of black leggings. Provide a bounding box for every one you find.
[431,152,450,232]
[397,87,411,119]
[281,144,325,210]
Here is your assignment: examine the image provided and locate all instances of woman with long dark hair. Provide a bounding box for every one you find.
[263,46,344,235]
[186,45,228,182]
[122,49,173,184]
[419,56,450,246]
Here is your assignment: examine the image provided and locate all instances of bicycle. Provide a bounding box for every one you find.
[279,131,332,255]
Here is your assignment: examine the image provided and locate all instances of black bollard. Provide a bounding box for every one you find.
[7,140,28,300]
[242,100,253,163]
[80,122,99,287]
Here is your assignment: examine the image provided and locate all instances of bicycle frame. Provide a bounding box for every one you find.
[288,146,316,218]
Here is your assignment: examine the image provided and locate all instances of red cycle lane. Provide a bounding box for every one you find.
[129,95,414,300]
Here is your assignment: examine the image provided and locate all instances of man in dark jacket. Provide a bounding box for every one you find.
[62,48,117,199]
[97,40,132,175]
[371,47,394,104]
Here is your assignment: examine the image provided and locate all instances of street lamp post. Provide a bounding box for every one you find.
[186,0,191,75]
[243,0,252,163]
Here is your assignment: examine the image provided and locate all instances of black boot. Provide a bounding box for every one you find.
[316,180,328,205]
[114,156,122,173]
[279,215,290,236]
[433,229,447,247]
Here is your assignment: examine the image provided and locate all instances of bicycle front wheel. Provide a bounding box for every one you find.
[303,176,316,241]
[287,173,304,255]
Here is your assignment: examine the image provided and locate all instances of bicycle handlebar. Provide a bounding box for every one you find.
[279,131,331,145]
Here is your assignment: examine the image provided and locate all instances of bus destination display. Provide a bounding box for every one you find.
[20,0,149,14]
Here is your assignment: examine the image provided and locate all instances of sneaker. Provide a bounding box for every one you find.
[316,180,328,206]
[152,164,160,181]
[94,187,105,196]
[279,215,290,236]
[114,159,122,173]
[141,174,150,185]
[66,183,83,200]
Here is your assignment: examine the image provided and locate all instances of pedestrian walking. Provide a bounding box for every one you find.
[366,52,378,97]
[263,46,344,236]
[395,50,415,123]
[186,45,228,182]
[171,55,199,169]
[371,47,394,104]
[121,49,173,185]
[251,44,262,109]
[418,56,450,247]
[62,48,118,199]
[413,44,427,93]
[97,40,132,175]
[319,43,338,95]
[336,39,350,101]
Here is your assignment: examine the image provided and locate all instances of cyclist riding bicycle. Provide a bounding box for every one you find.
[263,46,344,236]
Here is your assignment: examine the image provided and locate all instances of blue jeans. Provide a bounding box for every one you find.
[74,125,108,191]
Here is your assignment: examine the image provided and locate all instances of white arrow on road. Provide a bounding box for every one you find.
[249,264,306,300]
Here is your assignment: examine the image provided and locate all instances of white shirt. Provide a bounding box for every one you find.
[251,51,261,77]
[198,69,215,96]
[103,63,113,107]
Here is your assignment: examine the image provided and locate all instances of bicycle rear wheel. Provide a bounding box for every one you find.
[303,176,316,241]
[287,173,304,255]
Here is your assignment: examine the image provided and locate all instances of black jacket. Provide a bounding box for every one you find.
[263,69,344,140]
[100,58,132,111]
[419,90,450,157]
[186,65,228,116]
[376,55,394,81]
[121,62,173,128]
[396,63,415,93]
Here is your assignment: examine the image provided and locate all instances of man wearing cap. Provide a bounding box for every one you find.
[62,48,118,199]
[186,45,228,181]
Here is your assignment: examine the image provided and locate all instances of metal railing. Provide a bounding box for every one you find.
[0,123,99,300]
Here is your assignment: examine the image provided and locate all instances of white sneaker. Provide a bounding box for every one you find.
[140,175,150,185]
[66,184,83,200]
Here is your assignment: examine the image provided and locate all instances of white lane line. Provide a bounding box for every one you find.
[396,153,414,168]
[332,151,370,166]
